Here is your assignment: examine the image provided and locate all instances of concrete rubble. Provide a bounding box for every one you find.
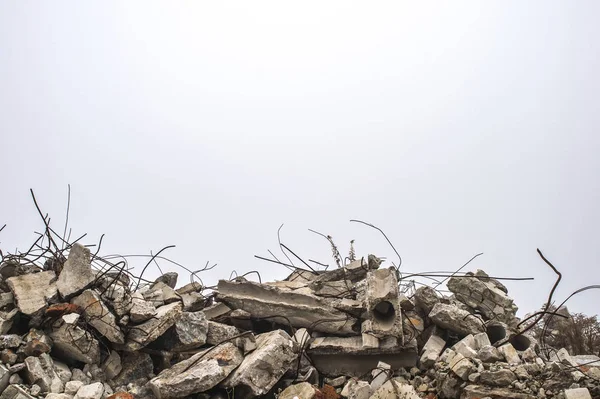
[0,235,599,399]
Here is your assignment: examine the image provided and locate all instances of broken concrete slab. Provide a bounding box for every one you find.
[124,302,182,351]
[217,279,359,335]
[128,292,156,323]
[307,335,417,377]
[57,244,95,299]
[202,302,231,321]
[111,351,153,388]
[206,321,256,354]
[364,268,402,340]
[428,302,485,336]
[449,352,475,380]
[49,315,101,364]
[420,334,446,367]
[221,330,298,398]
[447,274,517,323]
[7,271,58,316]
[413,286,440,315]
[149,342,243,399]
[71,290,124,344]
[156,310,208,351]
[477,345,504,363]
[451,334,478,359]
[498,342,521,365]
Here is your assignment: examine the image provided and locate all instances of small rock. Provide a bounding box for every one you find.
[480,369,517,387]
[73,382,104,399]
[278,382,318,399]
[66,381,85,395]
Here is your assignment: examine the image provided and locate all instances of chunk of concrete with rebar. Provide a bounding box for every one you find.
[217,279,358,335]
[364,268,403,340]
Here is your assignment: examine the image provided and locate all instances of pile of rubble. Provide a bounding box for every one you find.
[0,243,599,399]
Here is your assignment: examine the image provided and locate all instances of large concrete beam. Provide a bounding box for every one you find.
[217,279,359,335]
[306,336,417,377]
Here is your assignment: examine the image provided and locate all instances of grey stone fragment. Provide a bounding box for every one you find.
[0,310,16,334]
[449,352,475,380]
[413,286,440,315]
[99,283,132,318]
[480,369,516,387]
[154,272,178,288]
[278,382,318,399]
[429,302,485,336]
[177,292,204,312]
[30,385,41,396]
[52,361,72,384]
[101,351,122,380]
[324,376,346,387]
[221,330,298,397]
[70,369,91,385]
[57,244,95,299]
[73,382,104,399]
[128,292,156,323]
[0,385,35,399]
[477,345,504,363]
[125,302,182,350]
[7,271,58,316]
[71,290,124,344]
[498,343,521,364]
[111,352,153,388]
[474,332,491,349]
[206,321,256,354]
[65,381,84,395]
[564,388,593,399]
[149,342,243,399]
[23,354,64,393]
[452,334,478,358]
[49,315,101,364]
[217,279,358,335]
[0,293,14,309]
[420,334,446,367]
[158,311,208,350]
[0,334,23,349]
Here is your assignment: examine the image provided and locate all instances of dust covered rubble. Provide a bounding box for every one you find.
[0,245,599,399]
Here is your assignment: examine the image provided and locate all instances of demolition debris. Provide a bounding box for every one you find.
[1,193,599,399]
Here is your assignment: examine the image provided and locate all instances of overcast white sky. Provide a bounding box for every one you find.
[1,2,599,318]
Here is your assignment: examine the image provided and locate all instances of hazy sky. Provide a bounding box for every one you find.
[1,2,599,318]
